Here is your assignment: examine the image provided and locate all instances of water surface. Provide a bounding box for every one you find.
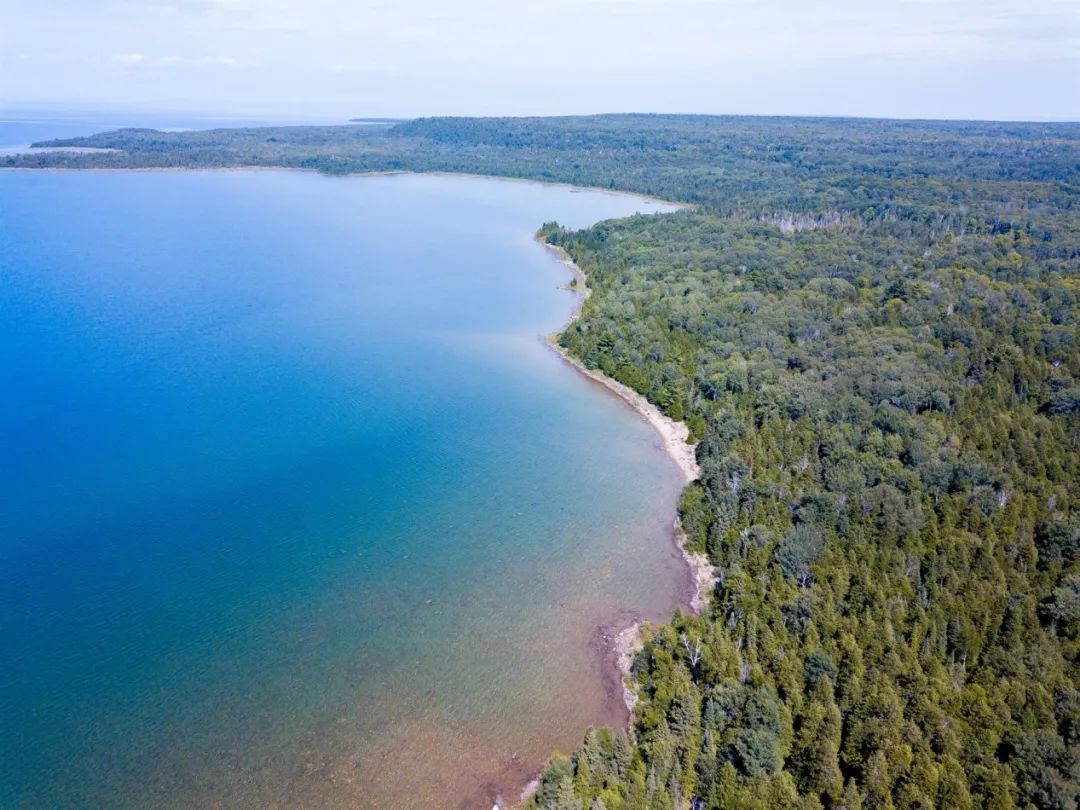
[0,167,686,808]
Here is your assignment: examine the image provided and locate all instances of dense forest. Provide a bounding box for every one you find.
[13,115,1080,808]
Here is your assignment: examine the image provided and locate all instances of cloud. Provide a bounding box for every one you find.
[111,52,146,65]
[158,55,241,67]
[4,0,1079,120]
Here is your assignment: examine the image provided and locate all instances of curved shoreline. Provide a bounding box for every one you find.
[539,237,718,672]
[511,238,718,808]
[1,163,693,212]
[540,237,715,611]
[6,160,703,808]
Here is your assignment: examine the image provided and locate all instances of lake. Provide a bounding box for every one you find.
[0,162,688,807]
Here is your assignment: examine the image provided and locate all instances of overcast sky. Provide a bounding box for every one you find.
[2,0,1078,121]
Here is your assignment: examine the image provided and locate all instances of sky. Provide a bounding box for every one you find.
[2,0,1079,122]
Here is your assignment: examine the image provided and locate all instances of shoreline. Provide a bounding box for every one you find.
[543,322,716,618]
[5,157,700,808]
[538,236,718,680]
[539,237,715,610]
[539,241,699,483]
[424,171,690,211]
[546,337,700,485]
[0,161,691,211]
[511,238,718,809]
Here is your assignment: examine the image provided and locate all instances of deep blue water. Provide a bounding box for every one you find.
[1,119,686,808]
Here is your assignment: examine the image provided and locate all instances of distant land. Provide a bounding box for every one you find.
[9,113,1080,808]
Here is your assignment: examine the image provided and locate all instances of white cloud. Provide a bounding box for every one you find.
[111,52,146,66]
[158,55,241,67]
[3,0,1079,120]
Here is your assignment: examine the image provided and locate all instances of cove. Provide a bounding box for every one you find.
[0,169,688,807]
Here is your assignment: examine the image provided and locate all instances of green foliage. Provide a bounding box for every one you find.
[510,118,1079,809]
[803,651,837,692]
[775,526,825,586]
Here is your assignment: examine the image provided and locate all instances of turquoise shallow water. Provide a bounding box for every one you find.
[0,165,686,807]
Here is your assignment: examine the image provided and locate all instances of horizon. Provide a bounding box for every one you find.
[4,0,1078,123]
[4,105,1080,128]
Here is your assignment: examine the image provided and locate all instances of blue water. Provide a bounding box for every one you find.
[1,124,687,809]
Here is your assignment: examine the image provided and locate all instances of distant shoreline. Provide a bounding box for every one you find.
[0,160,691,211]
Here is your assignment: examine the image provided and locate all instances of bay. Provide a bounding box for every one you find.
[0,163,686,807]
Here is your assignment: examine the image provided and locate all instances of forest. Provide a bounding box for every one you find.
[12,115,1080,809]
